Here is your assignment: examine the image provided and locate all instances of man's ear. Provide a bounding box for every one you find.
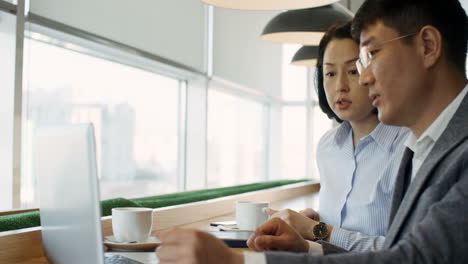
[418,25,443,69]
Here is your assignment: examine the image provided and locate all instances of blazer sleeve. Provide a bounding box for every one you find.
[317,241,348,255]
[265,160,468,264]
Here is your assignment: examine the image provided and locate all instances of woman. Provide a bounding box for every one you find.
[270,21,409,252]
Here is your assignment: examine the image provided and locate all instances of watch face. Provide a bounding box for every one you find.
[313,222,328,240]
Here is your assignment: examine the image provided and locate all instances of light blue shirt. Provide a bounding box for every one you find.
[317,121,409,237]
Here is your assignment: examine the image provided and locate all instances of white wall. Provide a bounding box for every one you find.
[212,8,283,94]
[30,0,207,72]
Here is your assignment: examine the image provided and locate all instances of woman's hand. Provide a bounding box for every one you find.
[299,208,320,221]
[269,208,320,221]
[269,208,319,241]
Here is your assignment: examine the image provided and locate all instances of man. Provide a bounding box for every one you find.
[156,0,468,263]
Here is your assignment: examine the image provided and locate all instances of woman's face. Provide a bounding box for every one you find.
[323,38,375,123]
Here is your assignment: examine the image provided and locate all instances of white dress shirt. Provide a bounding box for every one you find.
[244,84,468,264]
[322,85,468,256]
[405,84,468,179]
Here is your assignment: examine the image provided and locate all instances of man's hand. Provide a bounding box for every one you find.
[156,228,244,264]
[269,208,318,241]
[247,218,309,252]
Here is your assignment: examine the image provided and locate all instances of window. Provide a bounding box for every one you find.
[207,89,267,187]
[0,5,331,211]
[281,45,308,101]
[311,105,333,179]
[281,107,307,179]
[281,44,333,180]
[21,35,184,208]
[0,10,16,210]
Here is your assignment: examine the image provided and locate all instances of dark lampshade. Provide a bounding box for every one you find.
[261,4,353,45]
[201,0,339,11]
[291,46,319,66]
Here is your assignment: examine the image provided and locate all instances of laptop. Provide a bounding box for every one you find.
[35,123,144,264]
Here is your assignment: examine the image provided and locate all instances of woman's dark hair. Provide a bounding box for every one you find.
[315,21,357,123]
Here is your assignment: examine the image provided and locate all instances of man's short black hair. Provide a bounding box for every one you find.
[315,21,355,123]
[352,0,468,75]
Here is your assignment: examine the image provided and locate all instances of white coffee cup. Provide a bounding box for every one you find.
[236,201,270,231]
[112,207,153,243]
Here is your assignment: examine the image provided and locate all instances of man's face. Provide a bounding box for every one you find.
[358,21,426,127]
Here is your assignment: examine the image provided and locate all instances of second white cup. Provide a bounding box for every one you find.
[112,207,153,243]
[236,201,270,231]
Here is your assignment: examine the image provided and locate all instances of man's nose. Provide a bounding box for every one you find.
[359,67,375,88]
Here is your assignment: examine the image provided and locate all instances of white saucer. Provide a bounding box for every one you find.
[104,236,160,252]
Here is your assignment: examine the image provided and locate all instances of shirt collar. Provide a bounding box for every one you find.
[334,121,352,148]
[406,83,468,150]
[368,123,404,152]
[333,121,402,152]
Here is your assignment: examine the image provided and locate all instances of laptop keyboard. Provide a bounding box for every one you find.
[104,254,144,264]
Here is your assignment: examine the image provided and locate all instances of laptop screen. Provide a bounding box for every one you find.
[35,124,105,264]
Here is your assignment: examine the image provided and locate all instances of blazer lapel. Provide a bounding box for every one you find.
[385,93,468,246]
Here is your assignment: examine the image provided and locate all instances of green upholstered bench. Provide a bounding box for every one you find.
[0,179,309,232]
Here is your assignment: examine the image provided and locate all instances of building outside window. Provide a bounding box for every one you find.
[21,36,183,207]
[206,88,267,187]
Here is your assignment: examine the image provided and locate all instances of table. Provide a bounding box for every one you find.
[11,187,318,264]
[109,194,318,264]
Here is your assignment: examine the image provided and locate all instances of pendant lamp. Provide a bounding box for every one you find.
[291,46,319,66]
[261,4,353,45]
[201,0,339,11]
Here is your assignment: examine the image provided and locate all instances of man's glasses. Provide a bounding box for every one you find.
[355,32,418,74]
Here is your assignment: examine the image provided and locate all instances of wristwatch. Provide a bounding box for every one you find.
[312,221,329,241]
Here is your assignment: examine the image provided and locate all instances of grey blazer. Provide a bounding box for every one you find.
[266,93,468,264]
